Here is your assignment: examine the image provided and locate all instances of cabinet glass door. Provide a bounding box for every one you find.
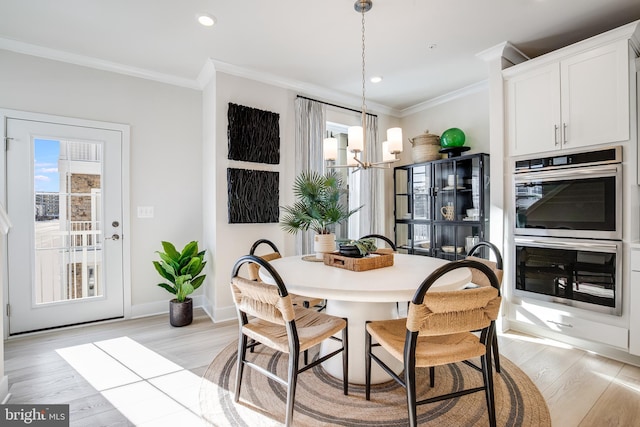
[393,153,489,261]
[394,168,409,220]
[412,165,431,220]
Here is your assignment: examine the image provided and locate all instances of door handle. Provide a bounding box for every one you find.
[105,234,120,241]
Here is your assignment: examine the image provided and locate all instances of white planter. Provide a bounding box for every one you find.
[314,233,336,259]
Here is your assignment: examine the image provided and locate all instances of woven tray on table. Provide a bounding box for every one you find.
[323,251,394,272]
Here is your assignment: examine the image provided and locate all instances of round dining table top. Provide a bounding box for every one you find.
[260,253,471,303]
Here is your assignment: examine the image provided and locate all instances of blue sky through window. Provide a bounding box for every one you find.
[34,139,60,192]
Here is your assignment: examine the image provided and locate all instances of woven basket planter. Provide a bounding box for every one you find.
[410,130,441,163]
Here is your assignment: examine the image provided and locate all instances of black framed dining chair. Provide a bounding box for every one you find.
[359,234,397,254]
[248,239,326,364]
[248,239,325,311]
[231,255,349,427]
[466,240,504,373]
[365,259,502,427]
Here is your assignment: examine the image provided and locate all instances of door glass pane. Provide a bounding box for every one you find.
[34,138,103,304]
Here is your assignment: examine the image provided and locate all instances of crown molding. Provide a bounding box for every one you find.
[476,41,529,67]
[0,37,201,90]
[1,36,497,119]
[196,59,217,88]
[205,59,401,117]
[399,80,489,118]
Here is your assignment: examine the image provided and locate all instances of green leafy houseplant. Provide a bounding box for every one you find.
[280,170,360,235]
[153,241,207,302]
[345,238,377,256]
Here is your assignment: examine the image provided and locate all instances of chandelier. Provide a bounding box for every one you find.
[323,0,403,171]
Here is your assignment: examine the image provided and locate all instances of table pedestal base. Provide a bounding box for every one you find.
[320,300,404,385]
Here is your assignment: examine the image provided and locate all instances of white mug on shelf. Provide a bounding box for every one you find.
[447,174,457,187]
[440,203,455,221]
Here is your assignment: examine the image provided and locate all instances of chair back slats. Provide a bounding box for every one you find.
[231,276,295,323]
[407,287,501,335]
[467,241,503,270]
[247,252,282,281]
[466,256,504,287]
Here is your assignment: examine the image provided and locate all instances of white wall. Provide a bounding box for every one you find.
[394,88,491,240]
[206,71,297,322]
[0,50,203,315]
[0,49,406,329]
[399,89,491,159]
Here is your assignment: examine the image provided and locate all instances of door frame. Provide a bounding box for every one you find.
[0,109,131,338]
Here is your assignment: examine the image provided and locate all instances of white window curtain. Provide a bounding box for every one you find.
[349,113,383,239]
[294,97,326,255]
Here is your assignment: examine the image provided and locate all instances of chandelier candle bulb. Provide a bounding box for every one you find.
[348,126,364,153]
[323,137,338,160]
[387,127,403,153]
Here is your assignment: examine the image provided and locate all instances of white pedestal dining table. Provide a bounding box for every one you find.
[259,253,471,385]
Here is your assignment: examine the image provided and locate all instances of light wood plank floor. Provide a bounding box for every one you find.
[4,310,640,426]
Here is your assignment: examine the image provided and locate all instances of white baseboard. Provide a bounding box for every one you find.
[130,295,206,319]
[200,295,214,320]
[130,296,236,324]
[214,305,237,323]
[0,375,9,403]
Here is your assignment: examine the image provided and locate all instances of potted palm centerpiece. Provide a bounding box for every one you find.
[280,171,360,259]
[153,240,206,327]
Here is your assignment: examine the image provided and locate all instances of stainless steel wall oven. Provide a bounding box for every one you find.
[514,146,621,240]
[514,237,621,315]
[513,146,622,315]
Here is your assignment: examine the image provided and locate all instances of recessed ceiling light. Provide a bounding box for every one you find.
[197,13,216,27]
[370,76,383,83]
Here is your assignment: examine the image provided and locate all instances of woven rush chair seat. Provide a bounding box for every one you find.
[234,279,345,353]
[365,259,502,427]
[366,288,499,367]
[231,255,348,427]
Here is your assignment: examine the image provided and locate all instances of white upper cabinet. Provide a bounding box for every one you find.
[507,63,560,156]
[506,39,630,157]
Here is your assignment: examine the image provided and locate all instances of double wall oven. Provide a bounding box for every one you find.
[513,146,622,315]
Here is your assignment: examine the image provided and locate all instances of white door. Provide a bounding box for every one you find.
[5,117,125,334]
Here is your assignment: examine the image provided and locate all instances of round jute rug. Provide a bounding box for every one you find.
[200,342,550,427]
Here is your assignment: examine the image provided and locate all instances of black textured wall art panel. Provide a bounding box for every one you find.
[227,168,279,223]
[228,103,280,164]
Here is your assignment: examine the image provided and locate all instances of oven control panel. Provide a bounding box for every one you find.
[515,146,621,172]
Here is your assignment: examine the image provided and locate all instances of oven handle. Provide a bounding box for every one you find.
[514,237,619,253]
[514,163,620,183]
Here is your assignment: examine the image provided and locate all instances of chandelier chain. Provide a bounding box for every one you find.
[361,7,366,116]
[360,4,367,161]
[324,0,401,171]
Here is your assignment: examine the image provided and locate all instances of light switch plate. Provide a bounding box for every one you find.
[137,206,154,218]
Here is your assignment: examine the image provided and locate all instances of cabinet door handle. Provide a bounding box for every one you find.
[554,125,559,146]
[563,123,568,144]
